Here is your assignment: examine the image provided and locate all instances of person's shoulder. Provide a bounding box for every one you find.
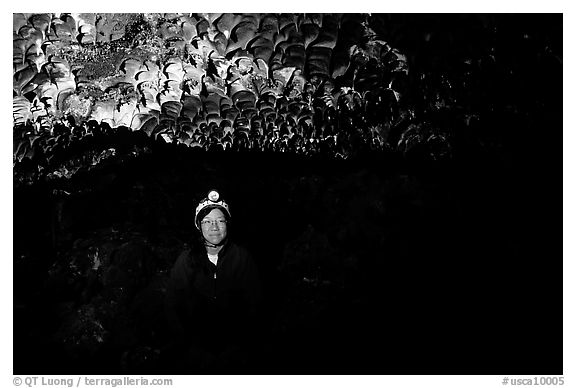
[176,248,191,261]
[226,243,260,280]
[173,248,196,270]
[228,241,251,257]
[224,242,254,265]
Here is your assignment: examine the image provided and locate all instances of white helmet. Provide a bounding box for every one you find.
[194,189,231,230]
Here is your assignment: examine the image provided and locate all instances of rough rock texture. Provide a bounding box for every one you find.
[13,13,425,186]
[14,13,561,188]
[13,13,407,136]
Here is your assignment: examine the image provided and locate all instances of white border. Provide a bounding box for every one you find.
[4,4,571,388]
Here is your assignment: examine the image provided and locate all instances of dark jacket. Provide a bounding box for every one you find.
[164,241,262,348]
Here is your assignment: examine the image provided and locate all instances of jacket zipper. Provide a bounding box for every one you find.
[213,268,217,300]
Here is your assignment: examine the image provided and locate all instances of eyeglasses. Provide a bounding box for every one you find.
[201,219,227,228]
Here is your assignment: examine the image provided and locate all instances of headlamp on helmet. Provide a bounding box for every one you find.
[194,190,231,230]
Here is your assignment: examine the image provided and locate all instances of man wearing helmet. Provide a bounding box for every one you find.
[164,189,262,371]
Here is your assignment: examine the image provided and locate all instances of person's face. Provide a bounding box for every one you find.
[200,208,228,246]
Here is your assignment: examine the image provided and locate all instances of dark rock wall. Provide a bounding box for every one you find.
[14,146,561,374]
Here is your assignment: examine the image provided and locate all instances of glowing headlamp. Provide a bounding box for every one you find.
[208,190,219,202]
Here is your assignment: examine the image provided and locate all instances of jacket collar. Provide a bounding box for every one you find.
[202,239,232,268]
